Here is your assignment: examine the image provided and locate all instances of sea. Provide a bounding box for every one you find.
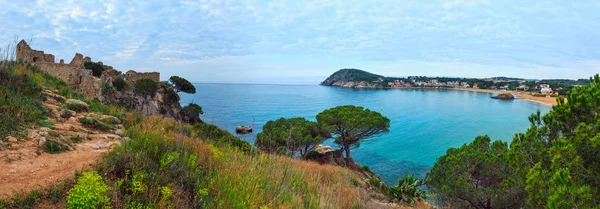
[180,83,551,184]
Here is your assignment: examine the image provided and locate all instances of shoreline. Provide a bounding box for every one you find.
[326,85,559,106]
[452,88,558,106]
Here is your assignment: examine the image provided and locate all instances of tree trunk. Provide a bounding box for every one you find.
[344,144,351,167]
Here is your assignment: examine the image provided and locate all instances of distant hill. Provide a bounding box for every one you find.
[320,69,385,88]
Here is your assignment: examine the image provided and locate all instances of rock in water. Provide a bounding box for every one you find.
[235,126,253,134]
[491,93,515,100]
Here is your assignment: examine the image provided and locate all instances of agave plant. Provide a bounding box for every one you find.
[389,174,427,204]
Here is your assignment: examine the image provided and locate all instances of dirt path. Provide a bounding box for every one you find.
[0,140,111,198]
[0,92,126,199]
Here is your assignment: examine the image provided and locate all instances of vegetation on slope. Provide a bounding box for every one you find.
[427,75,600,208]
[0,57,401,208]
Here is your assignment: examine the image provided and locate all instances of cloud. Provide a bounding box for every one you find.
[0,0,598,84]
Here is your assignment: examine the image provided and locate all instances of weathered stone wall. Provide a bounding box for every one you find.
[14,40,182,119]
[125,70,160,83]
[36,62,81,87]
[78,69,102,99]
[101,69,123,81]
[16,40,55,63]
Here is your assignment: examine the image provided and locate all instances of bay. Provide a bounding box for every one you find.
[181,83,551,184]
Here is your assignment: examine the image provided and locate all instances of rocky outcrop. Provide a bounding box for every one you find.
[102,85,183,120]
[307,145,348,167]
[491,93,515,100]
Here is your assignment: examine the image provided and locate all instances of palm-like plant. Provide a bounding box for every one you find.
[389,174,427,204]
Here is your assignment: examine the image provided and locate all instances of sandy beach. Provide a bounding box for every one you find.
[455,88,559,106]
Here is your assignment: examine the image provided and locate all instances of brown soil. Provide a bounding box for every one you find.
[0,97,125,199]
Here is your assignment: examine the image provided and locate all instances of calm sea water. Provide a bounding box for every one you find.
[181,83,551,184]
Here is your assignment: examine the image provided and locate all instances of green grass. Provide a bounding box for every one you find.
[91,117,370,208]
[0,61,48,140]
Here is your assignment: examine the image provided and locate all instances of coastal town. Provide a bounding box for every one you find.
[320,69,591,105]
[384,77,568,96]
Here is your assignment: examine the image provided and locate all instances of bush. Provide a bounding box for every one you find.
[389,174,427,204]
[44,140,70,154]
[66,171,110,209]
[163,87,179,104]
[191,123,255,154]
[182,103,203,123]
[134,78,158,97]
[84,62,105,77]
[112,77,127,91]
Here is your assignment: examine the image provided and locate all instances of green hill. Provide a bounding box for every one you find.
[320,69,384,86]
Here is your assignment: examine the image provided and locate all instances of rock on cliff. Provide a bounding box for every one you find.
[320,69,385,88]
[102,84,183,120]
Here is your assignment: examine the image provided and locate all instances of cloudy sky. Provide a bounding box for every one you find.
[1,0,599,84]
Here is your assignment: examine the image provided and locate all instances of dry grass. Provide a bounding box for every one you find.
[120,116,373,208]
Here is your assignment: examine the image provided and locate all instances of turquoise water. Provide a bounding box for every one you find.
[181,83,551,184]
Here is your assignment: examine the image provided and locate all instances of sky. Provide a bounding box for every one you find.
[0,0,599,84]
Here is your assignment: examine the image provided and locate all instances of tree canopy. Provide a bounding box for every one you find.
[182,103,203,124]
[255,117,323,157]
[134,78,158,97]
[84,62,104,77]
[168,76,196,94]
[427,135,523,209]
[428,74,600,208]
[316,105,389,166]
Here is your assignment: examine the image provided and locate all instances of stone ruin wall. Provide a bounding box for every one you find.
[125,70,160,83]
[15,40,161,100]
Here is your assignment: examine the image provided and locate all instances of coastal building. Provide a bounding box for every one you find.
[517,85,529,91]
[541,87,553,94]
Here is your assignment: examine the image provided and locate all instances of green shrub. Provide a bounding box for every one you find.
[182,103,203,123]
[112,77,127,91]
[134,78,158,97]
[96,120,205,208]
[44,140,69,154]
[389,174,427,204]
[163,87,179,104]
[84,62,105,77]
[66,171,110,209]
[192,123,256,154]
[368,178,382,187]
